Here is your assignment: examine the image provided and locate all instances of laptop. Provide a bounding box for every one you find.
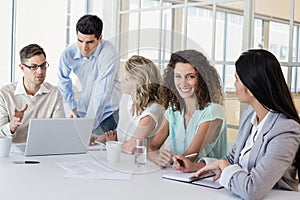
[17,118,94,156]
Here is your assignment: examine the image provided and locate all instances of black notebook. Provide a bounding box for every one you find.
[162,171,223,189]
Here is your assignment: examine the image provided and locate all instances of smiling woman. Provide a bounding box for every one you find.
[147,49,228,168]
[173,63,198,101]
[179,49,300,200]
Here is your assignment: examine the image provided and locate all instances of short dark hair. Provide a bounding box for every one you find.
[19,44,46,63]
[76,14,103,39]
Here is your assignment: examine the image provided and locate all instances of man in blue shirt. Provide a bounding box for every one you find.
[58,14,121,136]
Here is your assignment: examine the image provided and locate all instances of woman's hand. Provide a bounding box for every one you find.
[155,150,173,168]
[172,154,194,172]
[193,159,230,181]
[105,130,117,141]
[172,154,206,173]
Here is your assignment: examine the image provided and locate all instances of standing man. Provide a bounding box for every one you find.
[0,44,65,143]
[58,14,121,136]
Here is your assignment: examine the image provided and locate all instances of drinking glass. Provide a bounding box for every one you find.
[134,138,147,166]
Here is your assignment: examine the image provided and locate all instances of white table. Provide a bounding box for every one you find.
[1,149,300,200]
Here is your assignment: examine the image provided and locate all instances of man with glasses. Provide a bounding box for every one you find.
[0,44,65,143]
[58,14,121,138]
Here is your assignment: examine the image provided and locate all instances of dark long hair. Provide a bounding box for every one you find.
[235,49,300,180]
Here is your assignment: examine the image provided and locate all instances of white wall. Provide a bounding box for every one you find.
[90,0,117,44]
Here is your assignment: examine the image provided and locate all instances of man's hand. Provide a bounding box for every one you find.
[9,104,28,133]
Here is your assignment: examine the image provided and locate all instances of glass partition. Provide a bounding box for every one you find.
[0,0,12,85]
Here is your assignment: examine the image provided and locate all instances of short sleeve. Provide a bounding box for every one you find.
[138,102,165,129]
[164,106,173,122]
[200,103,226,123]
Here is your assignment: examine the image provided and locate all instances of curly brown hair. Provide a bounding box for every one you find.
[160,49,223,111]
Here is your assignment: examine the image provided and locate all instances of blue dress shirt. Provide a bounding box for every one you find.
[58,39,121,129]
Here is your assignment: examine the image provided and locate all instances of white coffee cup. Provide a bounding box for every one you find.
[0,137,13,157]
[106,141,122,163]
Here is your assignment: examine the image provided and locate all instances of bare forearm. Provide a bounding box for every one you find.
[147,147,160,163]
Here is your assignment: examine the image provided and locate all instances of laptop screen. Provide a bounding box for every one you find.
[23,118,94,156]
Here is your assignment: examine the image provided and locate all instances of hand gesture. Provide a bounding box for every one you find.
[9,104,28,133]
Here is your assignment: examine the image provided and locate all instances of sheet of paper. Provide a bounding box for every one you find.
[162,171,195,182]
[192,177,223,189]
[56,160,114,174]
[56,160,132,181]
[64,171,132,181]
[162,170,223,189]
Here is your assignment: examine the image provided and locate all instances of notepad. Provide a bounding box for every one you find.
[162,170,223,189]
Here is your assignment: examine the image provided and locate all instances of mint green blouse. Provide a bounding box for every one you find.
[165,103,228,161]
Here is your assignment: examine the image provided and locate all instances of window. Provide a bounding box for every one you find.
[116,0,300,142]
[186,6,213,57]
[253,19,263,49]
[269,22,289,62]
[0,0,12,86]
[118,0,245,92]
[2,0,87,86]
[226,13,243,62]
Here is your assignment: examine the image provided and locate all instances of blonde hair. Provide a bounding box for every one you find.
[125,55,162,115]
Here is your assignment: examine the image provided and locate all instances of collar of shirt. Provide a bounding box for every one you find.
[238,110,271,170]
[14,78,50,97]
[73,40,103,60]
[250,111,271,138]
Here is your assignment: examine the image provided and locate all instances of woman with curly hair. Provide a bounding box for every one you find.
[92,55,165,154]
[174,49,300,200]
[148,49,228,167]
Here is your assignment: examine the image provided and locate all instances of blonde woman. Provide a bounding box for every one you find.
[93,55,165,154]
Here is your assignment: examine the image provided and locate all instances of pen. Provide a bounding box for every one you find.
[13,161,40,164]
[184,153,198,158]
[93,140,102,145]
[176,153,198,167]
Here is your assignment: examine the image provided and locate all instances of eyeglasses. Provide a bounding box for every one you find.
[22,62,49,71]
[174,73,197,81]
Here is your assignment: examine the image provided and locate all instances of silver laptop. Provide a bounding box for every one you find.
[18,118,94,156]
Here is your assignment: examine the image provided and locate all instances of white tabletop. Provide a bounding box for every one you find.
[1,149,300,200]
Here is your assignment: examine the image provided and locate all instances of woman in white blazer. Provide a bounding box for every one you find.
[173,49,300,200]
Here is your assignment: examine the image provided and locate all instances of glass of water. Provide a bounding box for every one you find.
[134,138,147,167]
